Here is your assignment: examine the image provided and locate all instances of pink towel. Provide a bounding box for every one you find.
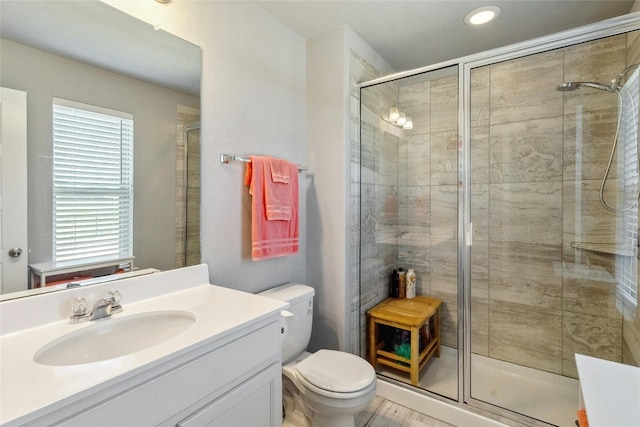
[265,157,293,220]
[245,156,299,260]
[269,157,291,184]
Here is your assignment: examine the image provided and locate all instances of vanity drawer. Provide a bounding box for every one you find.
[56,320,281,427]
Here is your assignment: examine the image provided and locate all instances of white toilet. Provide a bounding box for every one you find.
[259,284,376,427]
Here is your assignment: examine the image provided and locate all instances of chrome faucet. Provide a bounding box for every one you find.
[70,290,122,323]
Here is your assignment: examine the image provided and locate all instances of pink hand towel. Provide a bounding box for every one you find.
[245,156,299,261]
[269,157,291,184]
[264,156,293,221]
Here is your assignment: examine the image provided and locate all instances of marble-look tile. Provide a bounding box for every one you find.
[360,121,376,185]
[471,298,489,357]
[360,241,397,306]
[360,183,376,245]
[434,293,458,349]
[375,184,398,229]
[431,74,458,133]
[562,254,621,320]
[471,126,490,184]
[430,238,458,296]
[350,50,383,98]
[376,130,399,186]
[489,116,563,183]
[430,130,458,186]
[471,66,490,128]
[562,179,621,247]
[489,182,563,245]
[490,49,564,125]
[430,185,458,241]
[402,101,432,137]
[470,240,489,300]
[400,80,431,108]
[402,133,431,187]
[397,140,408,187]
[398,234,431,295]
[627,30,640,66]
[398,185,430,227]
[471,184,489,242]
[489,241,563,310]
[562,311,622,377]
[563,34,626,115]
[563,107,619,180]
[489,300,563,374]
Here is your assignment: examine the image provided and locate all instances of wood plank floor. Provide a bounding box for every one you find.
[356,396,457,427]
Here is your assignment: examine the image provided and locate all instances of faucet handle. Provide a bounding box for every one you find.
[106,290,123,313]
[70,297,90,323]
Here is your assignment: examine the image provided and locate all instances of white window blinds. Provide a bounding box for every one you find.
[617,67,639,307]
[52,98,133,264]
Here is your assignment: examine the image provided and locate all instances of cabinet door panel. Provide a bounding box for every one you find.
[179,363,281,427]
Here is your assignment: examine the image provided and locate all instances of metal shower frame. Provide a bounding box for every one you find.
[357,10,640,427]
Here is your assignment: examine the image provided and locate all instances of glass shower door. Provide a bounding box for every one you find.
[359,65,460,401]
[468,31,639,426]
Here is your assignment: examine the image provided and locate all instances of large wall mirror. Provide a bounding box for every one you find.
[0,0,202,300]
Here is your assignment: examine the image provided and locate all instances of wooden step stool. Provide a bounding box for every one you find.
[367,296,442,386]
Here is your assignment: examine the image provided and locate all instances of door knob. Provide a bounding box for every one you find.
[8,248,23,257]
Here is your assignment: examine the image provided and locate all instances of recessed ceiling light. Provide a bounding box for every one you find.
[464,6,501,26]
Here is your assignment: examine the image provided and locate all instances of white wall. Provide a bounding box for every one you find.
[306,27,349,351]
[306,26,394,352]
[103,1,394,354]
[102,1,307,293]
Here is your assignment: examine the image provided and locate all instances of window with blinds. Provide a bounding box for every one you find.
[52,98,133,264]
[617,67,639,308]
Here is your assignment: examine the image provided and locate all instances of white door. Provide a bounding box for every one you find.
[0,87,28,294]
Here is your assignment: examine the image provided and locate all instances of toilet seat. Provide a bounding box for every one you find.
[295,349,376,399]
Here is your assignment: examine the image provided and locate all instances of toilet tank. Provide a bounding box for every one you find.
[258,283,314,363]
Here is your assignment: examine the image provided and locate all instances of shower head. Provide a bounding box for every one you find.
[556,81,617,92]
[556,82,582,91]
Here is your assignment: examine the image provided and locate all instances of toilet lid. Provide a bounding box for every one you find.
[295,349,376,393]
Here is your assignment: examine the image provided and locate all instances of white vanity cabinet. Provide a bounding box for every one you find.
[0,265,288,427]
[30,322,282,427]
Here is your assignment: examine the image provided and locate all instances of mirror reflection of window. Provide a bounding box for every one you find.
[52,98,133,265]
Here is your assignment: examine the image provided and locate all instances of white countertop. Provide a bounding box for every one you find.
[576,354,640,427]
[0,264,288,425]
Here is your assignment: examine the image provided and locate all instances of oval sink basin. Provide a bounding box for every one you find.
[34,310,196,366]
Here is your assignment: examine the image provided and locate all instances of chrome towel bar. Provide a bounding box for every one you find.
[220,154,307,172]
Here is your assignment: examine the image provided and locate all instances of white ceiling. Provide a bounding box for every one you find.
[255,0,637,72]
[1,1,636,95]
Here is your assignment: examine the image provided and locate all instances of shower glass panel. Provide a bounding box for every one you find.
[359,65,459,400]
[184,126,201,266]
[469,31,639,426]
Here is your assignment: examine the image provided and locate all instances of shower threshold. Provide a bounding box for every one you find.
[376,346,579,427]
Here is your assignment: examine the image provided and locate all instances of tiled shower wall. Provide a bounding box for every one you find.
[349,50,390,355]
[353,30,640,376]
[397,72,460,349]
[469,31,639,377]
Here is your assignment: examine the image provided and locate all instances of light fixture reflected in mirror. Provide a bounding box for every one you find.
[383,106,413,130]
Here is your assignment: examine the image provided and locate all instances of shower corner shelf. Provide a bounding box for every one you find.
[367,296,442,386]
[570,242,635,257]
